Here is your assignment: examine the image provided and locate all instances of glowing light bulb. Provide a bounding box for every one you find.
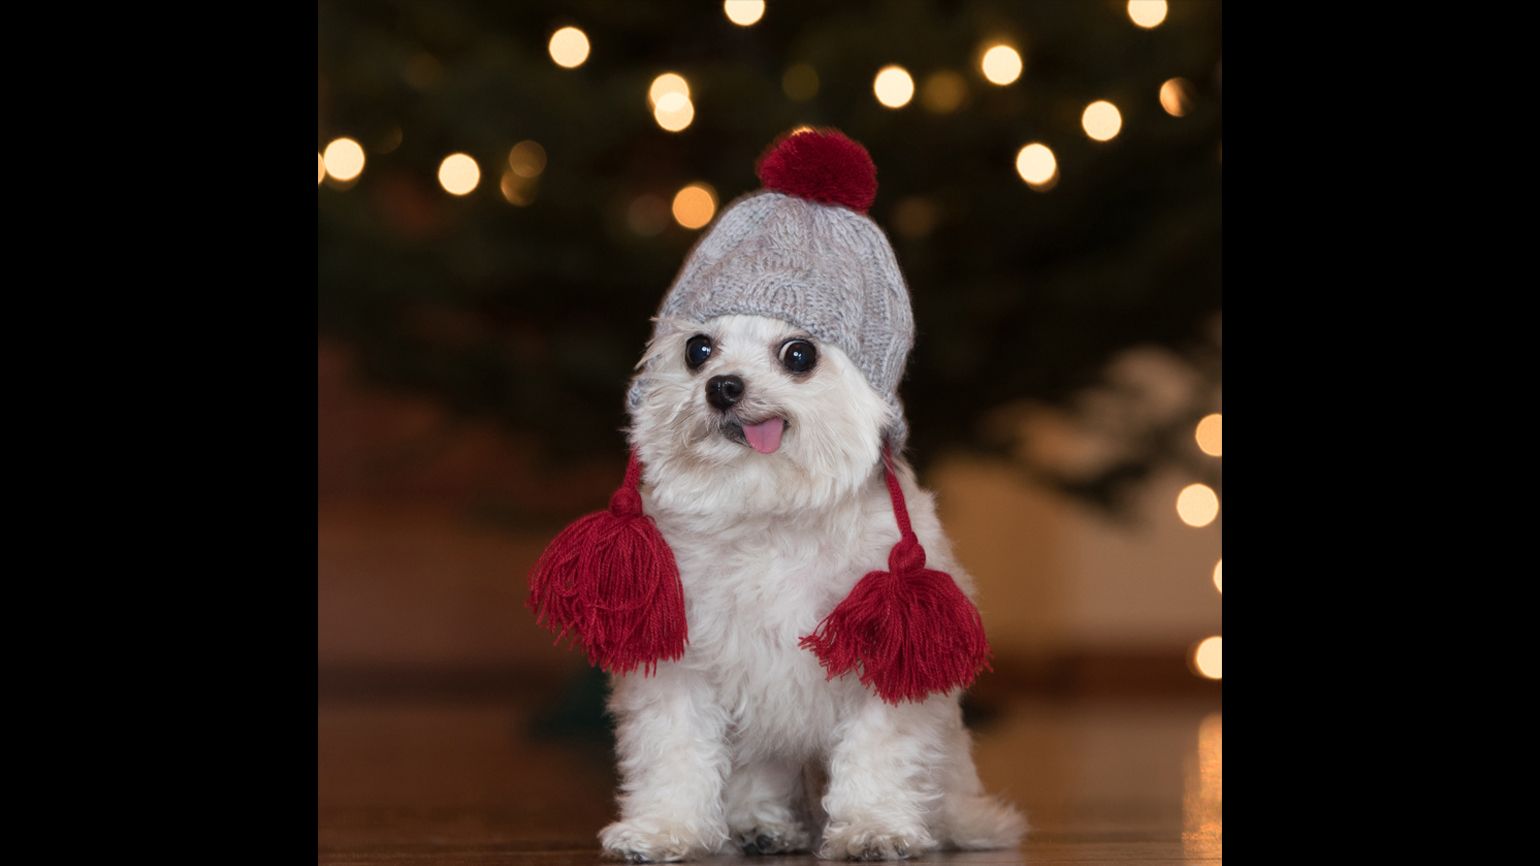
[1176,483,1219,527]
[1213,560,1222,593]
[500,172,536,206]
[1082,100,1123,141]
[648,73,690,109]
[507,140,547,179]
[1014,143,1057,190]
[1160,77,1194,117]
[980,44,1023,86]
[323,137,365,182]
[317,152,325,186]
[1127,0,1169,29]
[873,65,915,108]
[438,153,481,196]
[1193,636,1221,680]
[548,26,590,68]
[672,183,718,229]
[723,0,765,26]
[653,91,695,132]
[1196,413,1222,457]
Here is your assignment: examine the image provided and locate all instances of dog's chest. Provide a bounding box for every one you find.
[659,513,885,756]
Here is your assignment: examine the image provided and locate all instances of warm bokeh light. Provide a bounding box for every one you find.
[627,194,669,236]
[548,26,590,68]
[1176,483,1219,527]
[893,197,940,239]
[1082,100,1123,141]
[1193,636,1221,680]
[317,152,325,186]
[508,140,547,179]
[1128,0,1169,29]
[873,65,915,108]
[723,0,765,26]
[323,137,366,182]
[1196,413,1222,457]
[980,44,1023,86]
[920,70,966,113]
[672,183,718,229]
[1160,77,1194,117]
[1014,143,1057,189]
[648,72,690,109]
[653,91,695,132]
[783,63,819,101]
[438,153,481,196]
[500,171,537,206]
[1213,559,1222,593]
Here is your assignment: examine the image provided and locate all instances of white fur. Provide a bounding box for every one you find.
[602,315,1027,862]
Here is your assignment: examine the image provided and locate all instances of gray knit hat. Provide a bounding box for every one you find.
[627,129,916,448]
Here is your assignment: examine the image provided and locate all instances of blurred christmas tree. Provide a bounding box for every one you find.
[318,0,1221,516]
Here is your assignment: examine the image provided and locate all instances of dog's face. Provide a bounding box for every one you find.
[629,314,891,516]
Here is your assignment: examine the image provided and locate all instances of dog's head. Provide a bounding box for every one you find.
[628,313,892,516]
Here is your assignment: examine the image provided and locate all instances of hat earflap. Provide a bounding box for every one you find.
[799,449,993,703]
[526,450,688,674]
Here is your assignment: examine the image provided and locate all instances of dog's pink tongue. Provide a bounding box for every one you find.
[742,418,786,454]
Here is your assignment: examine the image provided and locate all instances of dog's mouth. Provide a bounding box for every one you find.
[722,416,788,454]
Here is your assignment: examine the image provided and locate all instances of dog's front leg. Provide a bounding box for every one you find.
[817,696,948,860]
[600,666,731,862]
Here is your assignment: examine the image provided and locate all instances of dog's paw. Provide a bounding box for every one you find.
[734,820,813,855]
[600,818,723,863]
[817,820,935,861]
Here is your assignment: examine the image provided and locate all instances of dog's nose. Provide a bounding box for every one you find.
[706,375,745,411]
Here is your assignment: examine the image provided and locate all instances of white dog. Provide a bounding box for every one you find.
[595,313,1026,861]
[527,128,1025,862]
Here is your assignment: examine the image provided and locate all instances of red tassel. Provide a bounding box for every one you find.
[799,451,992,703]
[527,451,687,675]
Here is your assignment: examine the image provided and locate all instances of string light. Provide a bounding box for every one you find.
[1192,636,1221,680]
[920,70,966,113]
[1175,483,1219,528]
[500,172,537,206]
[1082,100,1123,141]
[653,91,695,132]
[1196,413,1222,457]
[648,72,690,109]
[672,183,718,229]
[979,44,1023,86]
[783,64,819,101]
[507,140,547,179]
[548,26,590,68]
[322,137,365,182]
[873,65,915,108]
[1213,560,1222,593]
[723,0,765,26]
[317,152,325,186]
[1127,0,1169,29]
[438,153,481,196]
[1160,78,1194,117]
[1015,143,1058,190]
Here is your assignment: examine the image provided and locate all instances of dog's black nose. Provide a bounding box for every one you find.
[706,375,745,411]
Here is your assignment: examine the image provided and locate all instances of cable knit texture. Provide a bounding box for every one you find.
[629,190,916,449]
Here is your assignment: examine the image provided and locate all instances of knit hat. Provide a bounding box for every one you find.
[627,129,915,448]
[528,129,990,703]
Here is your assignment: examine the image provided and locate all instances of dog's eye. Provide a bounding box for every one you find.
[779,339,817,374]
[685,334,713,370]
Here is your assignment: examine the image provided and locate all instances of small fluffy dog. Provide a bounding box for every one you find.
[529,130,1025,861]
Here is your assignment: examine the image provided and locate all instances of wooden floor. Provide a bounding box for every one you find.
[318,685,1221,865]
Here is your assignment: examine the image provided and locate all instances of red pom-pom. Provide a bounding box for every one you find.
[755,128,878,213]
[527,452,688,675]
[798,455,992,703]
